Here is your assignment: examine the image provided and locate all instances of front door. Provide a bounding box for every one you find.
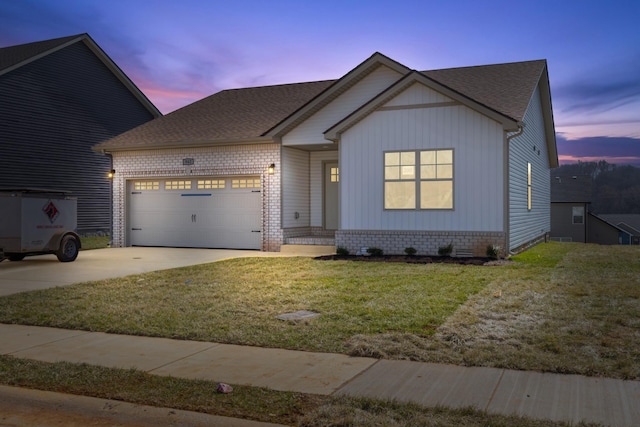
[324,162,339,230]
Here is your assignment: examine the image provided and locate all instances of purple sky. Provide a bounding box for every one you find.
[1,0,639,165]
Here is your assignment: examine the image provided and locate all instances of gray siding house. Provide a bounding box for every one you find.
[95,53,558,255]
[594,214,640,245]
[0,34,161,234]
[550,175,591,242]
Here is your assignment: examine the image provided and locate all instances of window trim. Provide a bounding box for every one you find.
[527,162,532,211]
[572,206,585,224]
[383,149,454,210]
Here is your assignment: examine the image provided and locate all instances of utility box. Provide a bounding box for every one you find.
[0,189,81,262]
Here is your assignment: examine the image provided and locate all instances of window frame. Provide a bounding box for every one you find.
[527,162,532,211]
[572,206,585,224]
[383,148,454,210]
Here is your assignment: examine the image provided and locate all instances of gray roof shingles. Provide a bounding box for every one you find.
[597,214,640,234]
[551,175,593,203]
[94,58,547,151]
[0,34,84,74]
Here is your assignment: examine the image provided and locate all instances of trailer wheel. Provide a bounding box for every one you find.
[7,253,26,261]
[57,235,79,262]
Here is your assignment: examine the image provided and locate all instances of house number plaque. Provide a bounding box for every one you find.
[182,158,194,166]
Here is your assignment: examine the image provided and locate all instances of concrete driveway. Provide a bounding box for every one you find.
[0,247,281,296]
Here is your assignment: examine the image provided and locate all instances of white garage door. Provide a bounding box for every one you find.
[128,177,262,249]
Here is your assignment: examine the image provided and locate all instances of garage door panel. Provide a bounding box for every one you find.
[128,178,262,250]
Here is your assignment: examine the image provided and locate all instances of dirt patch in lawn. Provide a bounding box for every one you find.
[315,254,512,266]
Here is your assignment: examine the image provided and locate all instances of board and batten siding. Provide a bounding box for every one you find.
[0,41,156,233]
[310,151,339,227]
[340,82,505,232]
[281,147,310,228]
[508,85,551,251]
[281,65,403,147]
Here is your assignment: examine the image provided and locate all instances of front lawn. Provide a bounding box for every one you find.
[0,256,496,353]
[0,242,639,379]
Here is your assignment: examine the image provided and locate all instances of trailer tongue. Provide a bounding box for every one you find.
[0,189,81,262]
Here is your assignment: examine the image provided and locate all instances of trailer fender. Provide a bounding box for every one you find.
[45,231,79,252]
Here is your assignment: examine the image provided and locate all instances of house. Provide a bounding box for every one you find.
[0,34,161,235]
[550,175,591,242]
[94,53,558,256]
[550,174,640,245]
[593,214,640,245]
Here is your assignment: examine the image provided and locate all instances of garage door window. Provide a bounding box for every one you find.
[134,181,159,191]
[198,179,225,189]
[232,178,261,189]
[165,180,192,190]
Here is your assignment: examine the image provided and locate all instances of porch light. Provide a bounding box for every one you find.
[108,169,116,179]
[267,163,275,175]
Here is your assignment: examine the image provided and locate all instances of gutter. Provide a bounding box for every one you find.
[506,122,525,141]
[505,123,525,256]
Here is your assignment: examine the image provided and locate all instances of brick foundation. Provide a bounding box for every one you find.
[336,230,507,257]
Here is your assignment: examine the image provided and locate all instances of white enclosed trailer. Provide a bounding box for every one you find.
[0,189,81,262]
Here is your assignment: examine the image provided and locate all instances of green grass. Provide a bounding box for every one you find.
[0,257,496,353]
[1,242,639,380]
[0,355,320,425]
[2,241,629,425]
[79,236,110,250]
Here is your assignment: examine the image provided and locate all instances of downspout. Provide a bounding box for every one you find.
[506,123,525,255]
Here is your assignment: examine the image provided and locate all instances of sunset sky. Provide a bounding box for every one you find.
[1,0,639,165]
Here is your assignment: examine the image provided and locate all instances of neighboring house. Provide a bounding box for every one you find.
[0,34,161,234]
[550,175,591,242]
[94,53,558,255]
[594,214,640,245]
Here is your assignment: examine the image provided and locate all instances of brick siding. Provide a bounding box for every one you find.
[336,230,507,257]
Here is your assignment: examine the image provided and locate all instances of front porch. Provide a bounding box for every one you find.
[280,228,336,256]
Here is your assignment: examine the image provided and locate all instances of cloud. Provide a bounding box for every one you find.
[557,134,640,166]
[553,55,640,115]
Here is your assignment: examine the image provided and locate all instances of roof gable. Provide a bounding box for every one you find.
[324,69,522,141]
[264,52,410,138]
[0,34,160,118]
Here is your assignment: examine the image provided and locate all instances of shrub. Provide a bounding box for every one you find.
[367,247,384,257]
[438,243,453,257]
[404,247,417,256]
[486,244,502,259]
[336,246,350,256]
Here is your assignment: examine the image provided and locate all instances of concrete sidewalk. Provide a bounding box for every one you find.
[1,324,639,426]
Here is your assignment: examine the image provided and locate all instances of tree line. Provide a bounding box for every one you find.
[552,161,640,214]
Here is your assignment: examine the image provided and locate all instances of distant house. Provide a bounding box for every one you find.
[0,34,161,234]
[550,175,591,242]
[594,214,640,245]
[95,53,557,255]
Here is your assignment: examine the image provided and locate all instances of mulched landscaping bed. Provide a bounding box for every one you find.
[315,254,511,266]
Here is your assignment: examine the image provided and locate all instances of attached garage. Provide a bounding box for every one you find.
[127,176,262,250]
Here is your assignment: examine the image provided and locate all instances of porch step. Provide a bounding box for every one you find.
[280,244,336,256]
[285,236,335,246]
